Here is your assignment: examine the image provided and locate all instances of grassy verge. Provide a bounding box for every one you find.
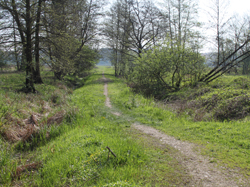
[0,70,77,184]
[105,68,250,176]
[1,67,191,186]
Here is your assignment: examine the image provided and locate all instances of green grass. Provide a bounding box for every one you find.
[105,68,250,176]
[1,67,191,186]
[0,70,78,185]
[34,120,146,186]
[2,66,249,186]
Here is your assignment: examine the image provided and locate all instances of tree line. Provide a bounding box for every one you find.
[0,0,103,92]
[103,0,250,96]
[0,0,249,94]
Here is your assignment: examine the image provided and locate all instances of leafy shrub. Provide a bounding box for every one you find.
[128,42,205,98]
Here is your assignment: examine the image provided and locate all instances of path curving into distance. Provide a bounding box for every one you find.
[102,73,247,187]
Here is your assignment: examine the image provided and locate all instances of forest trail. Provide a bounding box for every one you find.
[102,73,247,187]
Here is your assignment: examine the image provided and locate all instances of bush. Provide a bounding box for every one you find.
[128,42,205,98]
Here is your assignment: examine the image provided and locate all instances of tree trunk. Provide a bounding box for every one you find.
[34,0,43,84]
[216,0,221,67]
[20,49,26,71]
[25,0,35,93]
[13,17,20,71]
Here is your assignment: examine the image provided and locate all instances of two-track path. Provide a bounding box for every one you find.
[102,73,247,187]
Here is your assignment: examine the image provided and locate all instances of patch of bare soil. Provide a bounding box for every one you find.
[102,73,248,186]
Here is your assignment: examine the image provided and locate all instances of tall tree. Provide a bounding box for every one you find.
[161,0,202,87]
[42,0,103,80]
[229,15,250,74]
[34,0,44,83]
[25,0,35,92]
[0,0,47,91]
[104,0,131,76]
[205,0,231,66]
[104,0,163,77]
[162,0,200,48]
[127,0,162,57]
[0,0,35,92]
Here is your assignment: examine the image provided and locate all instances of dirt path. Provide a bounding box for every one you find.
[102,73,247,187]
[104,82,112,108]
[103,73,121,116]
[133,123,247,187]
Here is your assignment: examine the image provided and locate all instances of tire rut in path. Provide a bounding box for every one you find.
[102,73,247,187]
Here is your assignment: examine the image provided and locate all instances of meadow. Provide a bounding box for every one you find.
[0,67,191,186]
[0,66,250,186]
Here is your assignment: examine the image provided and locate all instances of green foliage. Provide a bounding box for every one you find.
[44,0,101,81]
[0,140,14,184]
[4,67,250,185]
[47,34,98,80]
[106,70,250,175]
[74,46,99,74]
[0,70,74,145]
[128,42,205,98]
[197,88,250,120]
[242,56,250,75]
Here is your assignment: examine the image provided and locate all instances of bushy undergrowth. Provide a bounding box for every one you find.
[163,76,250,121]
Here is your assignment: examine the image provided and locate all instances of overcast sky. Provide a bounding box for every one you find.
[198,0,250,23]
[106,0,250,52]
[200,0,250,16]
[197,0,250,52]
